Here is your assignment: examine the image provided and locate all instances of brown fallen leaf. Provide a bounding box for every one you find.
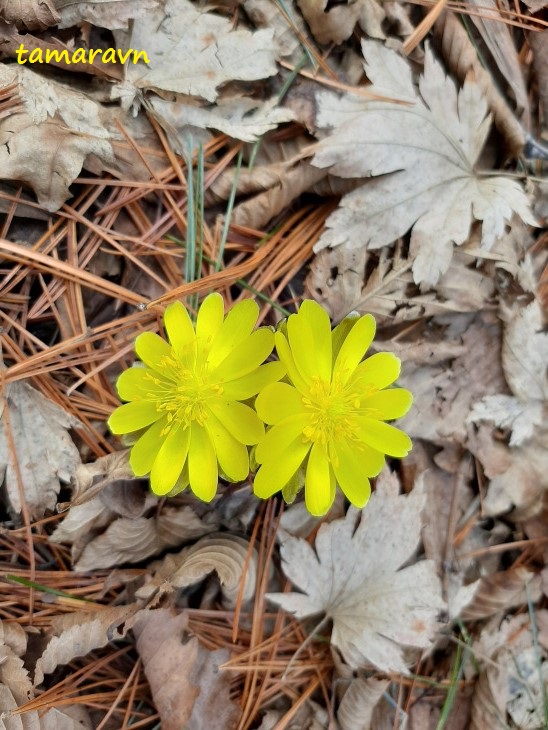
[468,300,548,446]
[34,604,138,686]
[132,608,241,730]
[470,611,548,730]
[0,65,114,210]
[0,0,59,30]
[0,379,81,519]
[267,475,446,673]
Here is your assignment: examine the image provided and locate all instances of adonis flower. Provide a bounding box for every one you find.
[108,294,284,500]
[253,301,413,516]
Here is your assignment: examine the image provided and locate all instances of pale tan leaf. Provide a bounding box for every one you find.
[338,677,389,730]
[0,379,81,518]
[468,425,548,519]
[297,0,363,45]
[0,66,113,211]
[73,505,217,571]
[397,315,506,445]
[470,612,548,730]
[34,604,138,686]
[53,0,158,30]
[39,706,93,729]
[243,0,304,58]
[150,95,294,146]
[121,0,279,103]
[312,41,537,285]
[267,482,445,673]
[136,534,257,607]
[132,609,241,730]
[502,300,548,403]
[468,299,548,446]
[0,0,59,29]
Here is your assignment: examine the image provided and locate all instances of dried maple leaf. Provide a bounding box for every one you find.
[312,41,537,286]
[120,0,279,104]
[0,65,113,211]
[0,379,81,519]
[267,477,445,673]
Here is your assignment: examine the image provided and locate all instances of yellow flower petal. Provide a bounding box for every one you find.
[205,413,249,481]
[330,441,372,508]
[274,331,310,393]
[135,331,173,373]
[331,313,360,365]
[255,415,309,464]
[214,328,274,381]
[357,419,412,457]
[116,366,168,402]
[129,417,168,476]
[298,301,332,380]
[208,298,259,367]
[150,424,191,496]
[108,401,161,434]
[188,423,218,502]
[361,388,413,420]
[163,301,195,357]
[333,313,376,384]
[255,382,304,426]
[209,400,264,444]
[221,361,286,400]
[196,292,224,356]
[305,443,335,516]
[287,302,331,381]
[253,439,311,498]
[353,352,401,390]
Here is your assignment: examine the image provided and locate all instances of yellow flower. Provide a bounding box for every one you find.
[253,301,413,516]
[108,294,285,501]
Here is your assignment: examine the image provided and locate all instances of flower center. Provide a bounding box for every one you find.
[301,376,363,446]
[145,354,223,433]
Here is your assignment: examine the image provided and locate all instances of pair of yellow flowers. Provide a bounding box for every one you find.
[108,294,412,516]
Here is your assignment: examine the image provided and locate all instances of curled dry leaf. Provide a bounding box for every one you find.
[73,506,218,571]
[34,604,138,687]
[337,677,389,730]
[453,567,541,621]
[0,0,59,29]
[132,608,241,730]
[267,479,446,673]
[0,379,81,519]
[136,534,257,608]
[0,65,113,211]
[120,0,279,103]
[312,41,537,285]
